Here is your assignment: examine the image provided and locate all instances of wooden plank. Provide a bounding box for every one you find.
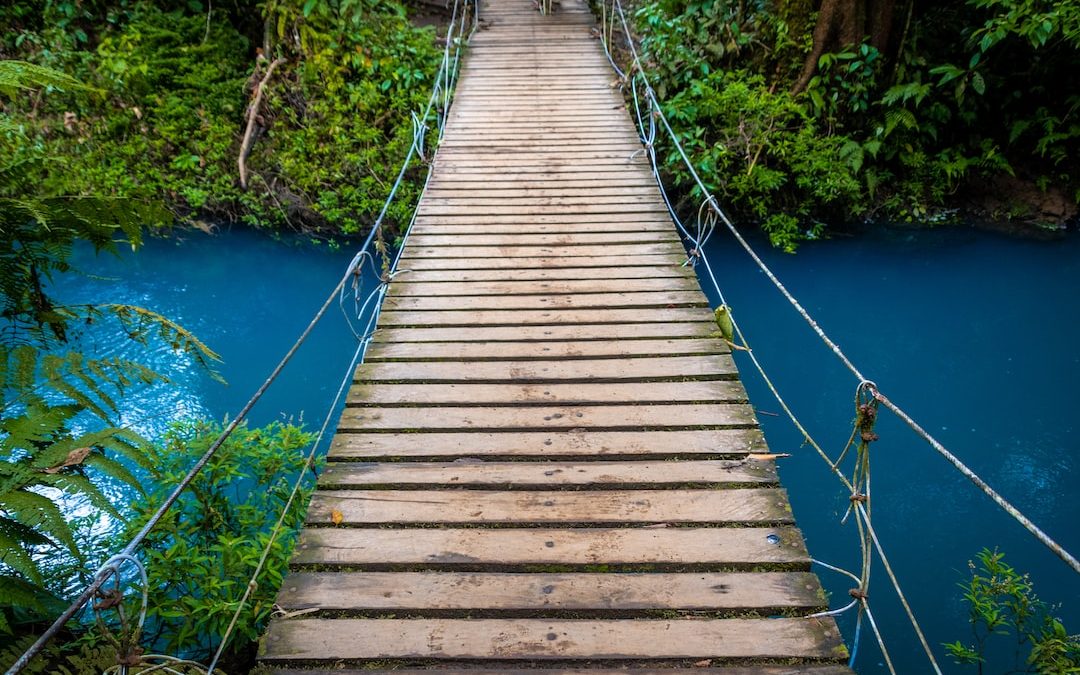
[337,403,754,431]
[260,617,845,661]
[420,195,658,205]
[382,291,707,311]
[290,526,805,567]
[412,213,668,224]
[345,381,747,406]
[376,307,712,326]
[307,488,791,525]
[352,356,739,384]
[388,278,699,295]
[364,338,728,361]
[392,269,695,283]
[328,429,767,460]
[422,188,661,199]
[319,459,776,488]
[268,668,855,675]
[409,222,674,233]
[415,205,670,217]
[398,256,685,271]
[399,244,685,259]
[275,571,820,612]
[370,323,716,342]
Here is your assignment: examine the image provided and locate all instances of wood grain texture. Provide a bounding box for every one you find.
[275,571,822,612]
[260,618,845,661]
[344,381,747,406]
[291,527,811,568]
[318,459,777,488]
[305,488,793,525]
[327,429,769,459]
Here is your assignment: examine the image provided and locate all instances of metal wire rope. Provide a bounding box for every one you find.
[600,0,1079,578]
[5,0,476,671]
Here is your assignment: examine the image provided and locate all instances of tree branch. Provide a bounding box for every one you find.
[238,57,286,190]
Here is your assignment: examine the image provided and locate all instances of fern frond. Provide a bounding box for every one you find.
[0,517,51,584]
[0,60,87,99]
[0,489,80,559]
[101,304,223,380]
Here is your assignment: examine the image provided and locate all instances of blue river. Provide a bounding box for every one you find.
[60,225,1079,673]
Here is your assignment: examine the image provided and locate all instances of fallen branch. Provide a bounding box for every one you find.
[238,56,286,190]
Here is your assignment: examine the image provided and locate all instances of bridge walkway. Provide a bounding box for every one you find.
[258,0,851,671]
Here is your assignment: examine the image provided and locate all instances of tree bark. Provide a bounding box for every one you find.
[790,0,898,95]
[238,57,286,190]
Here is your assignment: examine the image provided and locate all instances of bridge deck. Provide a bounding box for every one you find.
[258,0,850,671]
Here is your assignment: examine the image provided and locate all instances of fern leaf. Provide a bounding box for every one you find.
[101,304,223,379]
[0,518,51,584]
[0,490,80,559]
[0,60,88,99]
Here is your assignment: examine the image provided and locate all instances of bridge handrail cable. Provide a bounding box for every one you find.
[4,1,477,671]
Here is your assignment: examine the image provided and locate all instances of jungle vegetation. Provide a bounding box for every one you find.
[2,0,1077,250]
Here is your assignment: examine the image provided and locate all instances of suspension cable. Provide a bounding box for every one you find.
[600,0,1078,577]
[5,0,476,671]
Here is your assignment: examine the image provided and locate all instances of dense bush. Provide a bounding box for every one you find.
[628,0,1080,247]
[1,0,442,235]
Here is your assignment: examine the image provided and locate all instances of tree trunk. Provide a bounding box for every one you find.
[790,0,899,94]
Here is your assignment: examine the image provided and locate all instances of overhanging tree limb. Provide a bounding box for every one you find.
[238,57,286,190]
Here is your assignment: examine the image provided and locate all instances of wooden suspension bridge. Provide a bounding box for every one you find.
[257,0,852,671]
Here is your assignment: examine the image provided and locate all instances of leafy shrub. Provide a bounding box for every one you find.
[945,548,1080,674]
[128,420,316,665]
[660,71,863,251]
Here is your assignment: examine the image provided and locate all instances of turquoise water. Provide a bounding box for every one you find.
[696,226,1080,672]
[60,225,1078,672]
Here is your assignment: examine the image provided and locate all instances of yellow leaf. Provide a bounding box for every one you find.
[330,509,344,526]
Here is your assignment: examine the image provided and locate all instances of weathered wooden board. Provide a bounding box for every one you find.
[369,322,717,342]
[275,571,820,611]
[382,291,706,310]
[306,488,792,525]
[352,356,739,383]
[318,459,776,488]
[399,244,686,259]
[388,277,699,295]
[327,429,767,459]
[269,668,854,675]
[260,618,844,661]
[375,307,713,326]
[364,337,728,360]
[391,269,696,284]
[398,256,686,271]
[344,381,747,406]
[337,403,755,431]
[290,526,807,567]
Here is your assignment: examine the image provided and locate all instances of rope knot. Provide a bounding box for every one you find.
[848,588,868,600]
[93,587,123,611]
[116,646,145,667]
[849,493,868,503]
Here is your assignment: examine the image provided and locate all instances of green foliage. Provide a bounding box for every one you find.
[0,634,120,674]
[945,548,1080,674]
[2,0,443,236]
[0,59,224,638]
[660,71,861,251]
[128,420,316,662]
[629,0,1080,241]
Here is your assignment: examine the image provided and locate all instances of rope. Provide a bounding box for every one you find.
[5,1,477,672]
[598,0,1078,577]
[207,0,472,668]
